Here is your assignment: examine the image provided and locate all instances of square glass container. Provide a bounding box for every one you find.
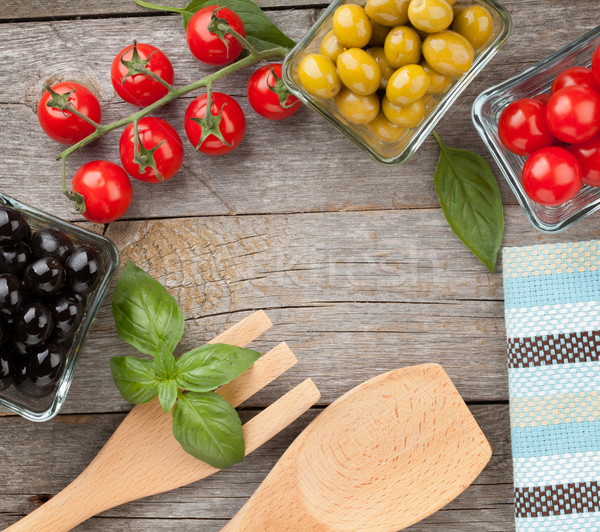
[283,0,511,165]
[473,26,600,233]
[0,194,119,421]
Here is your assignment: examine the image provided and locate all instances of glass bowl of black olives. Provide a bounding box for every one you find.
[0,194,119,421]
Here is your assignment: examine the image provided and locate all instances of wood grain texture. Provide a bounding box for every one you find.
[0,404,512,531]
[0,0,325,20]
[0,205,594,415]
[0,2,596,221]
[224,364,491,531]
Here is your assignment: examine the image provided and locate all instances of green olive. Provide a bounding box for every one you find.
[335,87,380,124]
[408,0,454,33]
[366,47,395,89]
[367,112,406,142]
[298,53,341,99]
[422,30,474,76]
[452,5,493,49]
[369,21,391,46]
[332,4,373,48]
[386,64,430,105]
[337,48,382,96]
[384,25,422,69]
[320,30,345,61]
[365,0,411,27]
[381,96,425,127]
[420,60,451,94]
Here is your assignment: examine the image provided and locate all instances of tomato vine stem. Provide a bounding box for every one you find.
[55,45,288,163]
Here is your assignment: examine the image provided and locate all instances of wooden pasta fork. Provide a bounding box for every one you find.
[6,310,320,532]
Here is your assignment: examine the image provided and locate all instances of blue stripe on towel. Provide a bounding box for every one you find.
[511,421,600,458]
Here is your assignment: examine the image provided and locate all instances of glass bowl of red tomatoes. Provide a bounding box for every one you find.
[473,25,600,232]
[0,194,119,421]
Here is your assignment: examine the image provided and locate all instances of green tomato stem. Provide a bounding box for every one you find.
[56,45,288,162]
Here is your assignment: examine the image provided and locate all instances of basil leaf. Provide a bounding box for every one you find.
[176,343,260,392]
[433,132,504,273]
[135,0,295,51]
[154,343,178,379]
[157,380,179,413]
[110,356,158,404]
[112,262,185,357]
[172,391,245,469]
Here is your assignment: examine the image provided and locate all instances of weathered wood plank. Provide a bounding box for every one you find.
[0,205,596,416]
[0,0,325,21]
[0,405,514,531]
[0,2,597,221]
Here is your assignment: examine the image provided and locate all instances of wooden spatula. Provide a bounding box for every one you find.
[6,311,320,532]
[223,363,492,532]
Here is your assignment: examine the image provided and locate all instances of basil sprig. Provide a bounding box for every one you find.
[433,132,504,273]
[110,262,260,469]
[135,0,296,51]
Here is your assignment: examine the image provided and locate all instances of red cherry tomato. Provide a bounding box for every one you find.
[498,98,555,156]
[551,66,600,94]
[546,86,600,143]
[247,64,301,120]
[184,92,246,156]
[71,161,133,223]
[592,43,600,87]
[570,134,600,187]
[119,117,183,183]
[111,43,174,106]
[38,82,101,145]
[186,6,245,66]
[532,93,551,105]
[522,147,582,206]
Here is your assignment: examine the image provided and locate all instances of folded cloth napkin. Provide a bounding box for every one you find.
[503,241,600,532]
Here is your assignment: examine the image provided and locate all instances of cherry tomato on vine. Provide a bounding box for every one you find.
[119,117,183,183]
[522,147,582,206]
[247,64,301,120]
[184,92,246,156]
[111,42,174,106]
[592,43,600,87]
[38,82,101,145]
[186,6,246,66]
[551,66,600,94]
[498,98,554,156]
[570,134,600,187]
[71,161,133,223]
[546,86,600,144]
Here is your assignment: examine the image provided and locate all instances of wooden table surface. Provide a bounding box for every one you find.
[0,1,597,530]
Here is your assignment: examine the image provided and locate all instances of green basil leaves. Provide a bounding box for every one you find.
[433,133,504,273]
[110,262,260,468]
[135,0,295,52]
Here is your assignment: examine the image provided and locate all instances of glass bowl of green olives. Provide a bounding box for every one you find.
[0,194,119,421]
[282,0,511,165]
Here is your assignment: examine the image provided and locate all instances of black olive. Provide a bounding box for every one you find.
[11,336,29,358]
[0,350,11,391]
[0,317,7,346]
[49,294,82,338]
[23,257,64,297]
[12,355,53,398]
[26,342,64,389]
[0,206,30,244]
[0,241,32,276]
[31,228,74,263]
[65,246,101,295]
[0,274,24,317]
[16,302,54,347]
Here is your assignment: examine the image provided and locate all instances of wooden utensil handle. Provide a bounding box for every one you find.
[6,379,320,532]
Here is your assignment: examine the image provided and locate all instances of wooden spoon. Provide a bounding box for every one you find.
[223,363,492,531]
[7,311,320,532]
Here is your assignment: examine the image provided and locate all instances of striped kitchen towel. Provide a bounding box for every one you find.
[503,241,600,531]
